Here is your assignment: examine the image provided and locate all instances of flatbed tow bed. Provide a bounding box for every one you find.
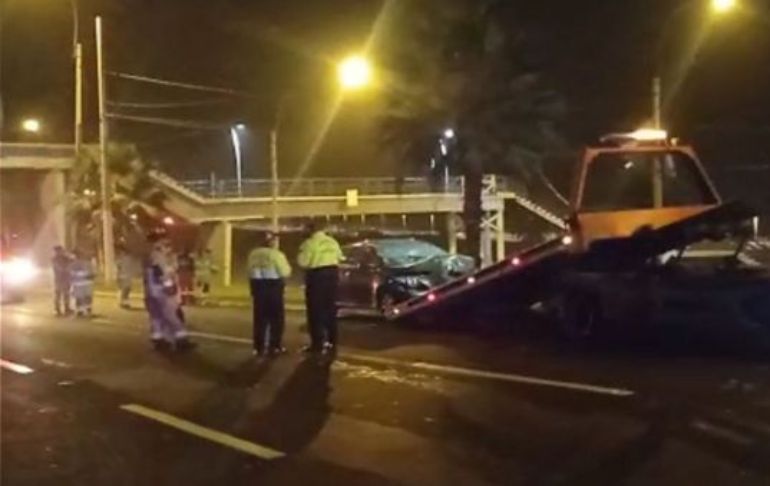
[389,131,770,339]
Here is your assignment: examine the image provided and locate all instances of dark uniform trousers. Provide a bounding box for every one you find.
[305,266,339,349]
[250,279,285,352]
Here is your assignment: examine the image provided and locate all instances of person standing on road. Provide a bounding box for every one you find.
[116,246,136,309]
[52,245,72,316]
[297,221,343,354]
[177,248,196,306]
[143,235,196,352]
[70,249,95,317]
[195,248,217,296]
[248,232,292,357]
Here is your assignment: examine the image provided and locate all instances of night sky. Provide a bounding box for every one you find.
[2,0,769,201]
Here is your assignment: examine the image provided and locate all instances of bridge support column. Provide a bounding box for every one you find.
[480,209,505,266]
[37,170,68,256]
[446,213,458,255]
[204,220,233,287]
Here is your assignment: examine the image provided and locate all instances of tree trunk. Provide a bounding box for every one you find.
[462,150,483,265]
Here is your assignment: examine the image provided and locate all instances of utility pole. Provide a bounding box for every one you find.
[269,128,279,240]
[96,16,115,282]
[652,76,662,129]
[71,0,83,161]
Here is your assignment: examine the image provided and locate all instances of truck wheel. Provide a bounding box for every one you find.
[563,292,604,341]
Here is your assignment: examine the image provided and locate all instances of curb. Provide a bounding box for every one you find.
[92,291,305,311]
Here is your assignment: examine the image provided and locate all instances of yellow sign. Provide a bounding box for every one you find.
[346,189,359,207]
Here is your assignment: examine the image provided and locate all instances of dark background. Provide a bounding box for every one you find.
[2,0,769,211]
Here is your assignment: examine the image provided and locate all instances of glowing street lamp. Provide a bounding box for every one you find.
[21,118,41,134]
[338,55,372,90]
[711,0,737,14]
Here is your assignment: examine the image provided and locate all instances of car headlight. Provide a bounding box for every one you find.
[0,257,39,286]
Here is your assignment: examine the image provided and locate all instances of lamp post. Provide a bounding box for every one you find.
[68,0,83,161]
[266,54,373,245]
[229,124,245,196]
[652,0,738,128]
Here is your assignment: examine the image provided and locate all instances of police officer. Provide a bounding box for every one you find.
[248,232,291,357]
[297,221,343,354]
[116,245,136,309]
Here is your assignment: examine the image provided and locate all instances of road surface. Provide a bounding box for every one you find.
[2,294,770,485]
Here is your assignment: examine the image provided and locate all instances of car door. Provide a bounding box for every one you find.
[338,245,379,308]
[337,246,361,306]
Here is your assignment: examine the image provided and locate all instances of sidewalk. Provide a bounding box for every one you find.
[92,282,306,310]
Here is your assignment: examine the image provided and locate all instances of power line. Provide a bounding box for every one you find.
[107,71,260,99]
[106,112,226,131]
[107,99,233,109]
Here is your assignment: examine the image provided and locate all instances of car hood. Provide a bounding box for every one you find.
[387,254,475,284]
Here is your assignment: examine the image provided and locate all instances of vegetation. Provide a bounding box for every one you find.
[376,0,567,260]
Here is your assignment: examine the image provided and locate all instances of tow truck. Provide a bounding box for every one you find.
[389,129,770,341]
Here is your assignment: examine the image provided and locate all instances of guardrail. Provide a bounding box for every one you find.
[0,143,76,159]
[180,176,467,198]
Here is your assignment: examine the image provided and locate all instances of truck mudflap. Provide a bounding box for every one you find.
[390,201,757,323]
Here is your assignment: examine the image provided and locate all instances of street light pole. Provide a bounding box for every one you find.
[70,0,83,161]
[652,0,737,128]
[96,16,115,282]
[229,127,243,196]
[269,97,286,244]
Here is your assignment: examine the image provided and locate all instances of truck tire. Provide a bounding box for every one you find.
[562,291,604,341]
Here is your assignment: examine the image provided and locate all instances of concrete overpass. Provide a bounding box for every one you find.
[0,143,74,261]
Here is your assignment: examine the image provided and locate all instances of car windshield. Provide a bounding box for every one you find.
[581,150,718,212]
[372,239,447,267]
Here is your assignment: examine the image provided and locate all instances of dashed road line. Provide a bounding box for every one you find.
[120,404,285,460]
[0,359,35,375]
[691,419,754,447]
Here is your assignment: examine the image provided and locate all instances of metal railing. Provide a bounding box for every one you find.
[0,143,76,159]
[180,176,466,198]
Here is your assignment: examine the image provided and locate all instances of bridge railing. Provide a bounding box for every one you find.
[0,143,75,159]
[180,176,467,198]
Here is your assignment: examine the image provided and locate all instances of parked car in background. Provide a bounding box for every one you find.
[337,238,475,315]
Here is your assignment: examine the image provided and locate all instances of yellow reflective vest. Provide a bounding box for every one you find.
[247,247,292,280]
[297,231,343,269]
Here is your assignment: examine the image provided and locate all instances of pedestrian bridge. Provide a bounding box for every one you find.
[153,170,567,285]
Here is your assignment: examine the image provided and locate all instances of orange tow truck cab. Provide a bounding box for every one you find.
[568,130,722,251]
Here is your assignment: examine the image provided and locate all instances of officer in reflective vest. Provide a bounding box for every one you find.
[297,221,343,354]
[248,232,291,357]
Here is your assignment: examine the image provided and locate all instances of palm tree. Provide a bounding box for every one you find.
[68,143,167,257]
[376,0,566,262]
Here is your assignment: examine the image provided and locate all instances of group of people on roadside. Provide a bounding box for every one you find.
[51,220,343,358]
[51,246,96,317]
[247,221,343,358]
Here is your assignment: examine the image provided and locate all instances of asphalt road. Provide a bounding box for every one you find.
[3,295,770,485]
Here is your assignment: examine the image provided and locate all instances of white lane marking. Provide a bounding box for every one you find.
[187,331,634,397]
[692,420,754,446]
[0,359,35,375]
[120,404,285,460]
[343,353,635,397]
[41,358,73,369]
[5,308,636,398]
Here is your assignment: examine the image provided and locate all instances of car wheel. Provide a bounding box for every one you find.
[378,291,397,317]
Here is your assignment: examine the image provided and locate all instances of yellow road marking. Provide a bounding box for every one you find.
[120,404,285,460]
